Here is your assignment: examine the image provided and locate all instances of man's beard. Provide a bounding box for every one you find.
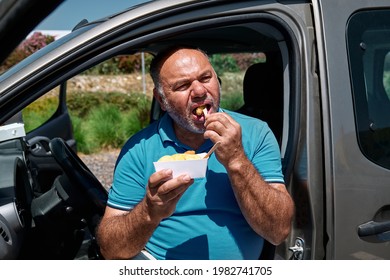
[162,97,205,134]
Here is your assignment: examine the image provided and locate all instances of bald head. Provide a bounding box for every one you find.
[150,46,210,94]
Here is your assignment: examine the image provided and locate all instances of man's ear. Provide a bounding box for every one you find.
[153,88,166,111]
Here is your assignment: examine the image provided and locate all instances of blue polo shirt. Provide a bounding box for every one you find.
[107,109,284,260]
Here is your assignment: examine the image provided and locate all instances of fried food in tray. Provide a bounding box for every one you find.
[157,150,202,162]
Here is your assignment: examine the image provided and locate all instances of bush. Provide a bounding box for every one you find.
[82,53,154,75]
[22,95,58,131]
[67,91,151,118]
[0,32,55,72]
[71,116,90,153]
[209,52,266,76]
[86,104,125,150]
[72,93,151,153]
[210,54,240,75]
[220,92,244,111]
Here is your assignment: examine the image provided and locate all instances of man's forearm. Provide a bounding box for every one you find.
[226,157,294,245]
[97,199,160,259]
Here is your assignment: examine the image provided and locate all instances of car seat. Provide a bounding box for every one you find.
[237,53,284,260]
[236,52,284,146]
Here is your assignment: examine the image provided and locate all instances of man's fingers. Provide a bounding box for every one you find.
[149,169,173,188]
[148,172,193,200]
[157,174,193,195]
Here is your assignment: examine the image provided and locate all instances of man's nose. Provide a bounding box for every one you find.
[190,80,207,97]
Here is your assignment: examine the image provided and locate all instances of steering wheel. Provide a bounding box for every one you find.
[48,137,108,216]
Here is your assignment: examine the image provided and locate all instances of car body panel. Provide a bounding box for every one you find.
[312,0,390,259]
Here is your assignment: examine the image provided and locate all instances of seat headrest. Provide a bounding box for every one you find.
[238,54,284,145]
[243,59,283,105]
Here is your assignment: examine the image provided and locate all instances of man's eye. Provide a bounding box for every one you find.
[200,76,211,83]
[175,83,189,91]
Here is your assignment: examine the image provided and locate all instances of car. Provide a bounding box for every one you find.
[1,0,390,260]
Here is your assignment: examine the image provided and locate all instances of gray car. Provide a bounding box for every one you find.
[1,0,390,260]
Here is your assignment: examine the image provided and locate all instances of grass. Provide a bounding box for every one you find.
[73,93,151,154]
[22,96,59,131]
[219,71,245,110]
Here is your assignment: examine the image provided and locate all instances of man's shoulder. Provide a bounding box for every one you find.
[116,120,161,162]
[223,108,267,128]
[126,120,160,144]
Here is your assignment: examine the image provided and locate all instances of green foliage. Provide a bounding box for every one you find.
[79,100,151,153]
[85,104,126,150]
[82,53,154,75]
[67,93,101,118]
[74,93,151,153]
[22,96,58,131]
[67,91,150,118]
[209,53,266,76]
[1,37,264,79]
[219,71,245,95]
[220,92,244,111]
[71,116,90,153]
[210,54,240,75]
[122,110,147,140]
[130,94,153,128]
[23,111,50,132]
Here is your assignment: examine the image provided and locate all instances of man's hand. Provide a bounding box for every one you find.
[203,112,246,167]
[146,169,194,220]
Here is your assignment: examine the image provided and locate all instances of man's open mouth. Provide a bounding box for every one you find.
[192,105,210,117]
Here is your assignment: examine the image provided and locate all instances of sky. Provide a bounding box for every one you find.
[36,0,150,31]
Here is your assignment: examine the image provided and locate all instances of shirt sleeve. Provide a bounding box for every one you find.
[245,119,285,184]
[107,143,147,210]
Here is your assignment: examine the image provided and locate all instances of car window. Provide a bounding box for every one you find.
[347,9,390,169]
[22,87,60,132]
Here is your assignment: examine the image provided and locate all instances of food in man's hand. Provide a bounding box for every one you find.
[158,150,203,162]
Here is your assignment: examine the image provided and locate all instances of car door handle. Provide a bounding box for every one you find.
[27,136,52,155]
[358,220,390,242]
